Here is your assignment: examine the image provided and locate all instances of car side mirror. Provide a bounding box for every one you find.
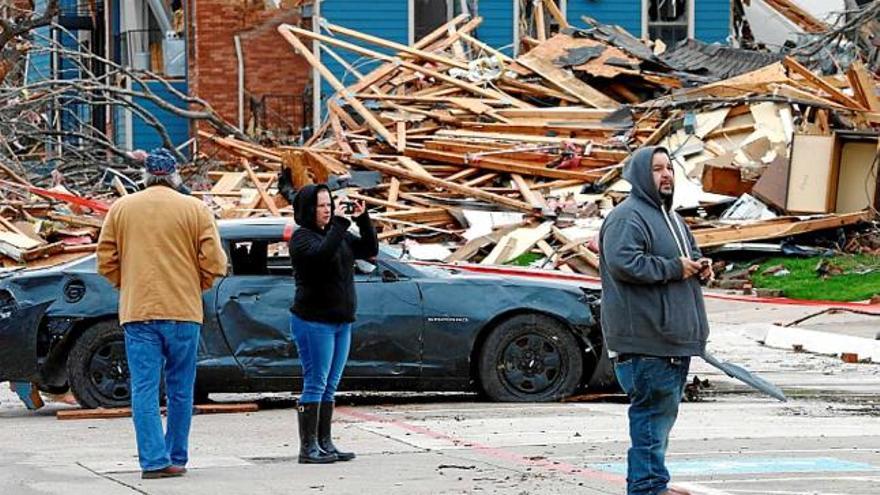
[381,269,399,283]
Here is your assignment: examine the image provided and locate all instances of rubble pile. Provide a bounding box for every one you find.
[1,9,878,279]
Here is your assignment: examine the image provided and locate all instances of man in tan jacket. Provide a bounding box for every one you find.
[97,148,227,479]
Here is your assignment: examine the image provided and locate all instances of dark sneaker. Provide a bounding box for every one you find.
[141,465,186,479]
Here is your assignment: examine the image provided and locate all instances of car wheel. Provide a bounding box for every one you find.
[479,314,583,402]
[68,321,132,409]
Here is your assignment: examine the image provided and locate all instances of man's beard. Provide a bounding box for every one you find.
[659,187,674,208]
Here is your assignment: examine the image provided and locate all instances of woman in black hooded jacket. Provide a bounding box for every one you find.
[289,183,378,464]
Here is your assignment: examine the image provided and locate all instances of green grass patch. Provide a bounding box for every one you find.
[752,254,880,302]
[506,252,544,267]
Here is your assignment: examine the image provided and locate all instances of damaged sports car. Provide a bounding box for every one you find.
[0,218,612,408]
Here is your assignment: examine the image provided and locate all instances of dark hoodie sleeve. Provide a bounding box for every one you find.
[602,216,684,284]
[347,211,379,259]
[291,216,351,263]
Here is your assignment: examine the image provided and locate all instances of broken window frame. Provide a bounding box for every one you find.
[409,0,458,46]
[642,0,695,48]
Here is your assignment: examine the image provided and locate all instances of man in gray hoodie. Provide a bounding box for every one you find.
[599,146,713,495]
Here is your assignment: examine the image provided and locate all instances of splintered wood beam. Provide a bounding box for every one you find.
[242,159,280,216]
[396,156,433,178]
[347,191,414,211]
[282,24,532,109]
[396,122,407,153]
[426,15,484,53]
[352,157,535,213]
[464,173,499,187]
[518,49,620,109]
[846,61,880,112]
[346,14,472,96]
[783,57,867,110]
[511,174,546,210]
[445,167,481,182]
[542,0,569,29]
[323,21,470,70]
[387,178,401,206]
[277,25,398,148]
[534,2,547,42]
[405,148,595,181]
[552,226,599,269]
[692,211,873,248]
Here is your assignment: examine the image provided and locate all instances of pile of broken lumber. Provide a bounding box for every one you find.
[1,13,878,277]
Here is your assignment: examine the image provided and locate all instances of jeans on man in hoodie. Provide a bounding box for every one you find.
[123,320,200,471]
[614,355,691,495]
[290,314,352,403]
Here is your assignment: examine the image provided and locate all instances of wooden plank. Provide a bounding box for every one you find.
[846,61,880,112]
[552,226,599,270]
[283,24,531,109]
[511,174,546,210]
[693,211,872,248]
[387,178,401,207]
[46,213,105,229]
[0,231,44,261]
[353,157,534,213]
[377,207,453,225]
[396,121,407,153]
[517,40,620,109]
[405,148,595,181]
[534,1,547,42]
[482,222,553,265]
[783,57,867,110]
[396,156,433,178]
[277,25,398,148]
[242,160,281,216]
[542,0,569,29]
[57,403,260,420]
[324,21,470,70]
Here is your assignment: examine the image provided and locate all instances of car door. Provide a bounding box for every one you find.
[215,239,298,378]
[216,240,424,381]
[345,260,423,379]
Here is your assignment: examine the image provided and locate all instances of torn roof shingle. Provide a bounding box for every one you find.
[661,39,784,80]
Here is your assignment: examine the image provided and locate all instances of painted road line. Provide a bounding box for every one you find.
[586,457,878,476]
[339,407,626,485]
[674,483,734,495]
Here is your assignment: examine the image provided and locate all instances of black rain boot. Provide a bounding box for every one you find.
[297,402,337,464]
[318,401,355,461]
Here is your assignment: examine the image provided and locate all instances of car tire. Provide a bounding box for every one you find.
[68,321,132,409]
[479,314,583,402]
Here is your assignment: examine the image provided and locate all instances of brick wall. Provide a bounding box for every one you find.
[188,1,310,138]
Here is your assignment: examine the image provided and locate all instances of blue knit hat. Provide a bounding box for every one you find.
[144,148,178,176]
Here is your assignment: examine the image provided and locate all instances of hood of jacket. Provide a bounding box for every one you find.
[293,183,334,232]
[623,145,671,211]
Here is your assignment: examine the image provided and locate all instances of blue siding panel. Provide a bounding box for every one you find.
[130,80,190,152]
[696,0,731,43]
[320,1,408,113]
[477,0,515,54]
[567,0,642,37]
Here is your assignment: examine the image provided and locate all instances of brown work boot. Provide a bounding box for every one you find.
[660,487,692,495]
[141,465,186,479]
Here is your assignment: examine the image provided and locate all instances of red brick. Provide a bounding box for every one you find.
[188,1,310,137]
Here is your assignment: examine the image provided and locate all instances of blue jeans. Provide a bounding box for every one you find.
[614,355,691,495]
[123,320,200,471]
[290,314,352,403]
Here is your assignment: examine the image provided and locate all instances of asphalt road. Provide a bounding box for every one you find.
[1,300,878,494]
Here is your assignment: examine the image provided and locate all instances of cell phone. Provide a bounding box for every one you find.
[341,201,356,215]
